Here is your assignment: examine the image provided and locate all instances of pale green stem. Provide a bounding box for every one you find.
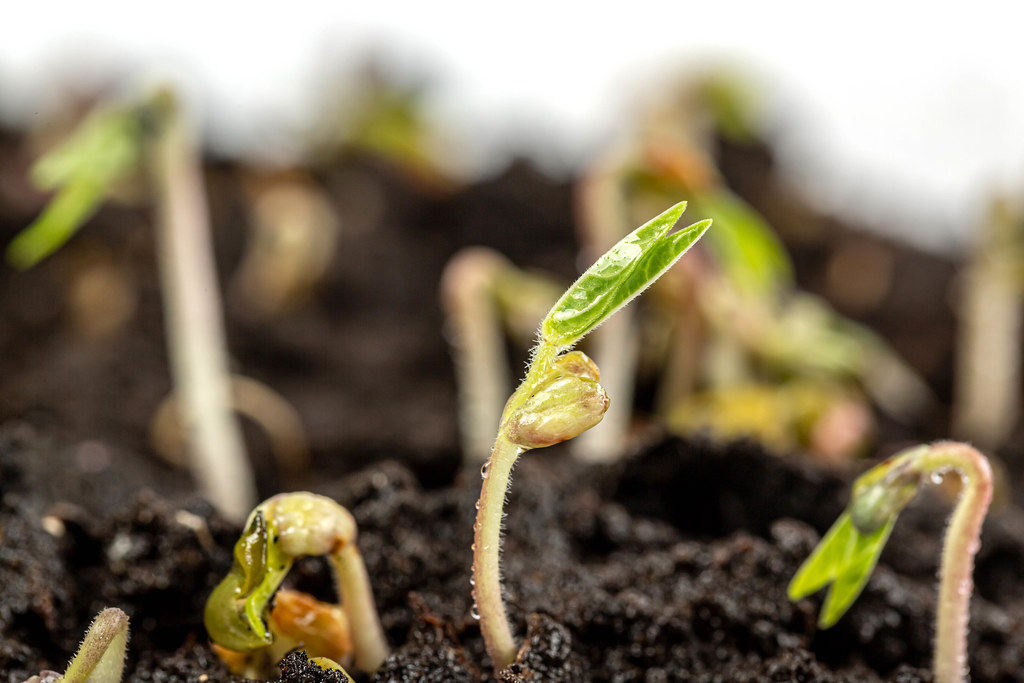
[147,92,256,523]
[441,248,512,462]
[329,543,389,673]
[472,434,523,669]
[472,343,559,669]
[917,442,993,683]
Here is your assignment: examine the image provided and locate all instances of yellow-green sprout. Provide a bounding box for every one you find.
[205,493,386,675]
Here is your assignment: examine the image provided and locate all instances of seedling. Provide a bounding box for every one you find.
[472,202,710,670]
[25,607,130,683]
[204,492,387,675]
[232,175,341,317]
[440,247,563,461]
[789,441,992,683]
[953,195,1024,451]
[6,88,258,522]
[151,374,310,478]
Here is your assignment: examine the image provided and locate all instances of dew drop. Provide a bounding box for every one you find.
[481,462,490,478]
[470,604,480,620]
[471,543,476,551]
[469,576,475,586]
[931,472,944,485]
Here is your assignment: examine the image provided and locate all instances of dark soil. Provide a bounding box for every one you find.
[1,123,1022,682]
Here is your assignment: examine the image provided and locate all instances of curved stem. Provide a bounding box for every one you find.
[329,544,389,673]
[918,442,993,683]
[472,435,523,670]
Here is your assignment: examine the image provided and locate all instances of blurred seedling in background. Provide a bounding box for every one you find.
[441,247,564,461]
[150,374,310,480]
[204,492,387,678]
[577,68,932,463]
[25,607,129,683]
[4,88,309,522]
[953,195,1024,455]
[230,173,341,318]
[789,441,992,683]
[472,202,710,670]
[308,62,458,194]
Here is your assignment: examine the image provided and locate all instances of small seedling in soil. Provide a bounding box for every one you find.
[204,492,387,677]
[6,87,260,522]
[472,202,710,670]
[788,441,993,683]
[25,607,130,683]
[953,195,1024,452]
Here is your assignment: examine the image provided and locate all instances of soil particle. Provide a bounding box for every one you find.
[278,650,351,683]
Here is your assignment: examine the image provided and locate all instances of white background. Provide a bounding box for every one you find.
[2,1,1023,251]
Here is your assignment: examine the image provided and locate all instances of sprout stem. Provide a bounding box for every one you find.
[329,543,389,673]
[472,434,522,669]
[921,442,993,683]
[441,248,514,462]
[145,90,256,522]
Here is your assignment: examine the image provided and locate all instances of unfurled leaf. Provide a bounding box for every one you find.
[541,202,710,348]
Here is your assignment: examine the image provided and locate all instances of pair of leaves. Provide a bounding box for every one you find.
[789,448,928,627]
[541,201,711,349]
[204,511,292,651]
[788,512,896,627]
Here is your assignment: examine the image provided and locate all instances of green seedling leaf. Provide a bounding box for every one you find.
[541,201,711,348]
[788,512,895,628]
[61,607,130,683]
[697,189,791,297]
[204,511,292,651]
[6,106,140,269]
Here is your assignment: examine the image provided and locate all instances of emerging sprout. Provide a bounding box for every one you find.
[6,88,258,522]
[205,492,387,675]
[25,607,130,683]
[788,441,993,683]
[472,202,710,670]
